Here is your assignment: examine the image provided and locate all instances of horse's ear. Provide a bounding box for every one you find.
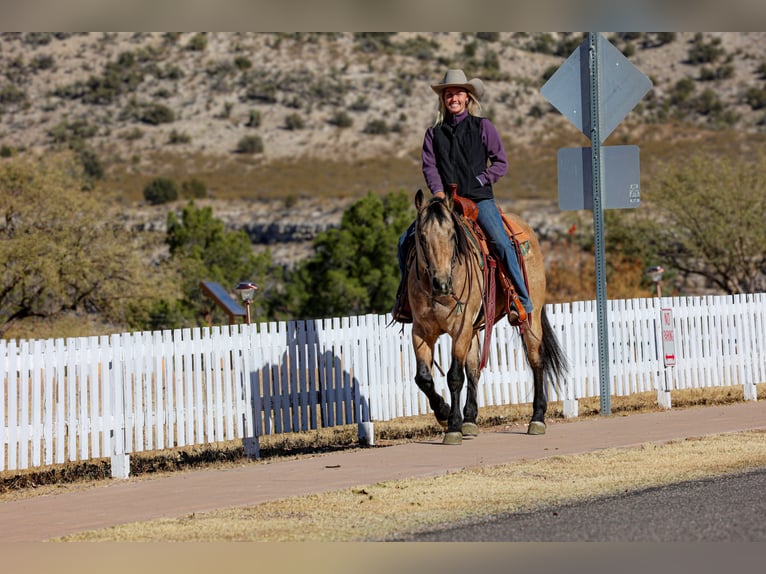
[415,188,424,210]
[445,183,455,211]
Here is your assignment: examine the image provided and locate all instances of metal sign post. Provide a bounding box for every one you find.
[587,32,611,415]
[541,32,652,416]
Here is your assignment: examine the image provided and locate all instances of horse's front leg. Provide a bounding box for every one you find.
[412,330,450,427]
[461,333,481,438]
[443,329,475,445]
[443,354,465,444]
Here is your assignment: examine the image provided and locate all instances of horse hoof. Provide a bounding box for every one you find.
[461,422,479,437]
[442,431,463,445]
[527,421,546,435]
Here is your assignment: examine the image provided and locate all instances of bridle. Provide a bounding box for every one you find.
[413,197,472,311]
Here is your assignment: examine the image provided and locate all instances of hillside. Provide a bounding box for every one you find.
[2,32,765,189]
[2,31,766,266]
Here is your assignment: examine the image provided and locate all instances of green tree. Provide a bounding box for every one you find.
[616,153,766,295]
[287,190,413,319]
[0,154,167,337]
[164,202,274,326]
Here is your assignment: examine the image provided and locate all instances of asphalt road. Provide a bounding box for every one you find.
[397,467,766,541]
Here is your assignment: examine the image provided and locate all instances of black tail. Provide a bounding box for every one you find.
[540,307,568,394]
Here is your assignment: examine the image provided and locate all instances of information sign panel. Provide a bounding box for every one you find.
[661,308,676,367]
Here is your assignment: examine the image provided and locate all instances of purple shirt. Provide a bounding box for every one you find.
[421,111,509,195]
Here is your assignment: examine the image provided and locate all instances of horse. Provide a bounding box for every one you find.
[407,187,567,444]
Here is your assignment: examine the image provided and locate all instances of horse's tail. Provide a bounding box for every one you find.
[540,306,568,394]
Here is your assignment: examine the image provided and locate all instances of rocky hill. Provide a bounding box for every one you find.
[2,32,765,264]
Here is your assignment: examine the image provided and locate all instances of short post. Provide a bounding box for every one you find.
[235,282,259,325]
[647,266,673,409]
[358,421,375,446]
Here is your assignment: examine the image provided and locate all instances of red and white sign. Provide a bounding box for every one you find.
[661,308,676,367]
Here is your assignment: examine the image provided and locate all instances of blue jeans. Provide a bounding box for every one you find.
[476,199,533,314]
[398,223,415,275]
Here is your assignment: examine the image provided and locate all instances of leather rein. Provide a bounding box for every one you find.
[414,198,497,371]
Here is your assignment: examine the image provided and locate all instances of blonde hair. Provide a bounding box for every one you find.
[433,91,483,128]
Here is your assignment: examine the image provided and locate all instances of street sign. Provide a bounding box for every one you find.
[540,33,653,417]
[541,34,653,143]
[661,308,676,367]
[557,145,641,210]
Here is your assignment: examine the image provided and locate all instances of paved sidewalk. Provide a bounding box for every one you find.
[1,401,765,542]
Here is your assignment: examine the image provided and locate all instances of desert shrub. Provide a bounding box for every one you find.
[349,96,370,112]
[143,177,178,205]
[694,89,724,116]
[362,119,388,135]
[158,64,184,80]
[181,178,207,199]
[23,32,54,45]
[328,110,353,128]
[528,104,545,119]
[243,82,278,103]
[654,32,677,46]
[526,33,555,55]
[622,42,636,58]
[139,102,175,125]
[0,84,26,105]
[284,113,305,130]
[187,33,207,51]
[744,86,766,110]
[397,35,438,60]
[476,32,500,42]
[669,77,696,108]
[31,54,55,71]
[167,129,191,144]
[686,33,725,65]
[236,134,264,154]
[48,119,98,145]
[353,32,395,53]
[78,148,104,180]
[122,127,143,140]
[699,64,735,81]
[234,56,252,71]
[246,109,261,127]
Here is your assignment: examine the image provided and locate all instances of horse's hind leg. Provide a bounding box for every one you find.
[524,317,548,435]
[413,331,450,427]
[461,334,481,438]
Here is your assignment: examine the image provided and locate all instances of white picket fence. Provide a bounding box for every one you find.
[1,293,764,478]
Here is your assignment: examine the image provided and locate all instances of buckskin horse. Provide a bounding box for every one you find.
[407,187,567,444]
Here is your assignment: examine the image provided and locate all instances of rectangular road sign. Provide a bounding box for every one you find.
[661,308,676,367]
[557,145,641,210]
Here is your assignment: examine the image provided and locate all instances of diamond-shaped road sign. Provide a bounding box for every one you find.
[541,33,652,144]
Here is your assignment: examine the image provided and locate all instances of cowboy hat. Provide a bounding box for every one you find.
[430,69,485,101]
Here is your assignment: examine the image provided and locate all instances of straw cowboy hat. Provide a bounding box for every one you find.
[430,69,485,101]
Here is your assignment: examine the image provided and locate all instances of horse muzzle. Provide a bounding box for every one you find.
[431,275,453,297]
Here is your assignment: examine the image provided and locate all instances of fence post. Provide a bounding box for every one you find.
[110,333,130,479]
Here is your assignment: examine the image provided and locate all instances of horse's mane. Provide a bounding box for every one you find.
[422,197,473,263]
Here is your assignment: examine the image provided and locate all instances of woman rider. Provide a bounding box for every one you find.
[393,69,532,324]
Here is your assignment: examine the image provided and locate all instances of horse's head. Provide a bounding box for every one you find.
[414,188,461,297]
